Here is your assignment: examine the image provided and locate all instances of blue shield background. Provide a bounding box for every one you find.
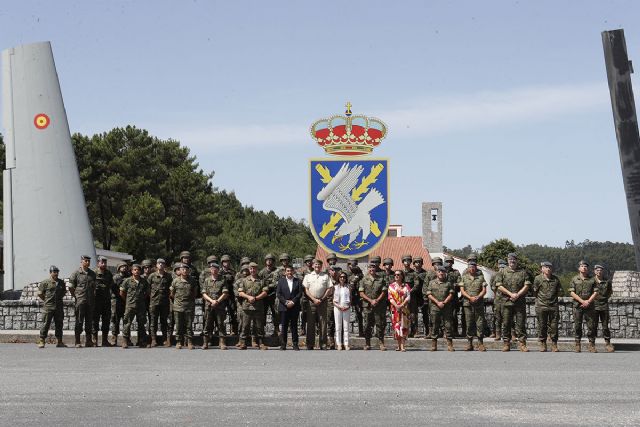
[309,158,389,258]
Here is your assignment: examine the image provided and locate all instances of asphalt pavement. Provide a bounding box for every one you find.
[0,343,639,426]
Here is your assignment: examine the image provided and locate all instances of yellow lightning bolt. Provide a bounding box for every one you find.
[315,164,332,184]
[351,164,384,202]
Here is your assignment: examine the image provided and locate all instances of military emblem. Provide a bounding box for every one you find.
[309,103,389,258]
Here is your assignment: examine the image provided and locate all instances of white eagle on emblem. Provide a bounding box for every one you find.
[317,163,385,246]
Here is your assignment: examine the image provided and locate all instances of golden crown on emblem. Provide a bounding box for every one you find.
[310,102,387,156]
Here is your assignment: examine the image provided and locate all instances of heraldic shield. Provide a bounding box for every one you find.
[310,158,389,258]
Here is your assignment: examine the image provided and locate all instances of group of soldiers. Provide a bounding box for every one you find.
[36,250,615,353]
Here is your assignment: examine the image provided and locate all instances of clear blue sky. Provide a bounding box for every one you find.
[1,1,639,249]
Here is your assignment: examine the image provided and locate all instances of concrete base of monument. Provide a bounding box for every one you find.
[2,330,638,351]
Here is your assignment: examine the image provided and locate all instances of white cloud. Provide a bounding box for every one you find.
[163,82,610,152]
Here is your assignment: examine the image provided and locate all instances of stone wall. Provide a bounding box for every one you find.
[611,271,640,297]
[2,285,639,338]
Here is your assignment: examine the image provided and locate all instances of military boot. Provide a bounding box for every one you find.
[494,332,501,341]
[219,337,227,350]
[202,335,209,350]
[163,336,171,347]
[237,340,247,350]
[574,340,581,353]
[251,337,258,348]
[518,341,529,352]
[502,341,511,352]
[102,335,112,347]
[110,335,118,346]
[447,339,455,352]
[477,340,486,352]
[121,338,128,349]
[85,336,94,348]
[551,342,559,352]
[364,340,371,351]
[56,337,67,348]
[379,340,387,351]
[431,339,437,352]
[539,341,547,352]
[259,341,268,351]
[465,338,474,351]
[605,340,615,353]
[587,342,597,353]
[37,338,45,349]
[92,334,98,346]
[187,339,193,350]
[176,338,183,350]
[75,335,82,348]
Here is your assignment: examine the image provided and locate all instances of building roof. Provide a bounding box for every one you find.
[315,236,432,266]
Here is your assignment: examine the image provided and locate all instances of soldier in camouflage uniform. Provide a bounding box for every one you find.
[297,255,315,337]
[237,262,269,350]
[141,259,154,339]
[493,253,532,352]
[325,253,339,348]
[93,256,113,347]
[412,256,428,337]
[594,264,615,352]
[460,261,487,351]
[382,258,395,284]
[220,255,238,335]
[199,255,218,336]
[69,255,97,348]
[147,258,172,347]
[202,262,230,350]
[443,255,463,337]
[398,255,418,337]
[110,262,129,346]
[532,261,562,352]
[370,255,384,279]
[425,257,442,335]
[170,263,197,350]
[569,260,598,353]
[179,250,200,298]
[346,259,365,337]
[425,266,455,351]
[120,264,150,348]
[37,265,67,348]
[234,257,252,344]
[490,259,507,339]
[259,254,279,337]
[359,262,388,351]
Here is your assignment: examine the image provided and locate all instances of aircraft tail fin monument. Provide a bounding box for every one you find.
[2,41,95,291]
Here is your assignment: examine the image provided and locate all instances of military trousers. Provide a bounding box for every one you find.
[241,310,264,344]
[263,293,280,334]
[430,305,453,340]
[123,305,147,341]
[536,306,559,342]
[595,307,611,341]
[92,295,111,336]
[226,299,239,335]
[149,301,170,339]
[409,292,425,336]
[492,299,504,335]
[110,296,125,336]
[573,306,597,342]
[173,310,194,341]
[40,308,63,339]
[300,295,309,334]
[463,303,486,340]
[204,306,227,339]
[351,294,364,337]
[306,300,328,349]
[326,300,335,342]
[501,303,527,343]
[452,298,465,337]
[74,302,94,337]
[363,306,386,341]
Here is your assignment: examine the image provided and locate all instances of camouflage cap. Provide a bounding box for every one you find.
[413,256,423,263]
[304,255,314,262]
[382,258,394,266]
[156,258,166,264]
[264,253,275,261]
[131,263,142,270]
[49,265,59,272]
[248,262,259,268]
[431,257,443,265]
[467,253,478,261]
[179,251,191,259]
[97,256,108,262]
[468,260,477,266]
[173,263,182,272]
[279,253,291,261]
[326,253,337,261]
[240,257,251,265]
[206,255,218,264]
[507,252,517,260]
[209,262,220,269]
[116,262,128,270]
[220,254,231,262]
[540,261,553,267]
[594,264,605,270]
[497,259,507,266]
[444,255,454,262]
[436,265,447,272]
[81,255,91,260]
[578,260,589,267]
[347,258,358,265]
[401,254,412,262]
[141,259,153,267]
[370,256,381,263]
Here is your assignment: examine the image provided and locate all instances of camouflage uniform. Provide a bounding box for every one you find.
[171,276,196,346]
[111,265,129,343]
[202,273,229,346]
[490,267,505,338]
[220,255,238,335]
[444,262,463,337]
[259,261,279,336]
[69,266,97,346]
[120,275,150,346]
[297,256,314,336]
[533,272,562,344]
[424,276,455,350]
[93,265,113,343]
[38,276,66,342]
[147,269,172,345]
[493,266,532,346]
[347,263,364,337]
[238,276,268,347]
[594,275,613,343]
[460,269,487,343]
[569,274,598,345]
[359,271,388,348]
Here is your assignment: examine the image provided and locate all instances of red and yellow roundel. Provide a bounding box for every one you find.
[34,113,50,130]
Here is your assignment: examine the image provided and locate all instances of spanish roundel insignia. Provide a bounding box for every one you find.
[34,113,50,130]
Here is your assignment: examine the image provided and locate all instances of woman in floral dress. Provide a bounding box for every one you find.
[388,270,411,351]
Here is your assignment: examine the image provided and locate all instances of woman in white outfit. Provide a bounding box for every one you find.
[333,271,351,350]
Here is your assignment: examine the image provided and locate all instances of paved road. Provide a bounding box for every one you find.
[1,344,639,426]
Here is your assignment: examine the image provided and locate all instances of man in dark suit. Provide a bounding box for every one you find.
[276,265,302,350]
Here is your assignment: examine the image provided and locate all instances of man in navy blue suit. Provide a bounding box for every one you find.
[276,265,302,350]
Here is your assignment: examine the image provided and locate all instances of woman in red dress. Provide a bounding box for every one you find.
[388,270,411,351]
